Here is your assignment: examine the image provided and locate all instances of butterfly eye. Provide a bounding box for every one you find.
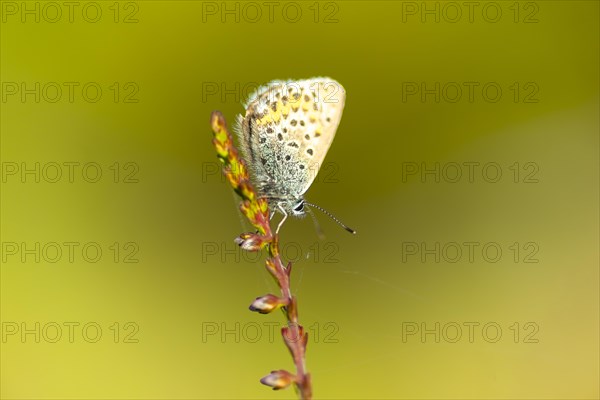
[293,201,304,213]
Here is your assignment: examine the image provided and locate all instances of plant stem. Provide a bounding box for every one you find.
[210,111,312,399]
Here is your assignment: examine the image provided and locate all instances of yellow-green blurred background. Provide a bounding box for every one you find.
[1,1,598,398]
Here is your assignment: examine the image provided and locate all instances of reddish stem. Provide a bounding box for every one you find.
[211,111,312,399]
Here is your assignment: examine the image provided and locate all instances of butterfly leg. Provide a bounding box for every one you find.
[276,203,288,234]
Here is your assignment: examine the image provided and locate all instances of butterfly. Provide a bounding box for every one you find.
[235,77,354,234]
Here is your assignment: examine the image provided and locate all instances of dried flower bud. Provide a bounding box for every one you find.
[234,233,265,251]
[260,369,296,390]
[249,294,286,314]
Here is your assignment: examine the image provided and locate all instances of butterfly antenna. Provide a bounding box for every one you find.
[304,201,356,235]
[306,206,326,240]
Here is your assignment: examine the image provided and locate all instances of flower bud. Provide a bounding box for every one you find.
[234,233,264,251]
[249,294,286,314]
[260,369,296,390]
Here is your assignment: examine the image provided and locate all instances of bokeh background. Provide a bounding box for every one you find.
[1,1,598,398]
